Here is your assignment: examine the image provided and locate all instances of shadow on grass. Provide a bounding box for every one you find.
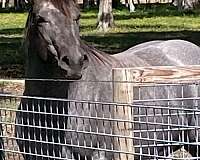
[1,27,200,77]
[82,30,200,54]
[0,27,24,65]
[80,4,200,20]
[1,28,200,60]
[0,33,25,77]
[114,11,200,21]
[115,24,189,30]
[0,36,24,65]
[0,28,24,35]
[80,25,97,31]
[0,7,29,13]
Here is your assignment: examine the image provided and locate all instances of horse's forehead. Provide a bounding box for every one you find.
[39,1,60,13]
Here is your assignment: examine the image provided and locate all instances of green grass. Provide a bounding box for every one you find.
[80,5,200,34]
[80,6,200,52]
[0,5,200,77]
[0,13,26,67]
[0,13,26,32]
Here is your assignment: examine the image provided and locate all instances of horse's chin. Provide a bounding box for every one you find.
[60,69,82,80]
[65,74,82,80]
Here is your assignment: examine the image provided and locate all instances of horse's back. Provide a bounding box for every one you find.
[113,40,200,159]
[115,40,200,67]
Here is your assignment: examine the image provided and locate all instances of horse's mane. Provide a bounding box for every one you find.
[50,0,78,17]
[81,42,121,68]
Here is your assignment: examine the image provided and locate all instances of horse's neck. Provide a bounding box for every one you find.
[24,47,69,97]
[82,43,121,77]
[67,44,119,101]
[24,43,119,98]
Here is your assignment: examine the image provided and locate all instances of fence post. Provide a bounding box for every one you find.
[112,68,134,160]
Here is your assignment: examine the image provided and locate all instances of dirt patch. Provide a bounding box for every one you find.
[0,80,24,159]
[0,64,24,79]
[0,80,24,95]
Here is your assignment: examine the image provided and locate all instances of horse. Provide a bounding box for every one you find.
[15,0,200,160]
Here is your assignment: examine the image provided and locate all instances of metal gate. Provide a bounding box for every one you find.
[0,67,200,160]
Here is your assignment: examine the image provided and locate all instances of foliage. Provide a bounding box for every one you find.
[80,5,200,52]
[0,5,200,77]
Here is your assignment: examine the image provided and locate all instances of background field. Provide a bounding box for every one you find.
[0,4,200,78]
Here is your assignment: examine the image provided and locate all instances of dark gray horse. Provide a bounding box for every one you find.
[15,0,200,160]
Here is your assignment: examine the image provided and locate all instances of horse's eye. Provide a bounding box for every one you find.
[37,16,47,24]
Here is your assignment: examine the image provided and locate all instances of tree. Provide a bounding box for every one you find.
[125,0,136,12]
[97,0,114,32]
[83,0,95,9]
[129,0,135,12]
[173,0,200,10]
[83,0,90,8]
[1,0,8,8]
[112,0,120,8]
[8,0,14,8]
[14,0,28,10]
[0,0,28,10]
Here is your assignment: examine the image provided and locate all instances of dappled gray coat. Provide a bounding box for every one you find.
[15,0,200,160]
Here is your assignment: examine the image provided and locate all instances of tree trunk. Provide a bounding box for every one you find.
[97,0,114,32]
[184,0,194,9]
[125,0,129,7]
[125,0,136,12]
[14,0,26,10]
[173,0,199,10]
[90,0,95,6]
[8,0,14,8]
[2,0,7,8]
[96,0,100,6]
[83,0,95,9]
[112,0,121,8]
[129,0,135,12]
[183,0,199,9]
[177,0,183,10]
[83,0,90,8]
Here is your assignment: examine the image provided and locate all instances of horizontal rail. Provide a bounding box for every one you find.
[0,136,197,160]
[1,93,200,112]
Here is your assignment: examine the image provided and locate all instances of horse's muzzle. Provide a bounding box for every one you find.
[66,74,82,80]
[59,66,83,80]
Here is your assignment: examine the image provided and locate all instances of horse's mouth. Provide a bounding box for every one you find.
[66,74,82,80]
[60,68,82,80]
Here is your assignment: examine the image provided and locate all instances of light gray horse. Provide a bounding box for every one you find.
[15,0,200,160]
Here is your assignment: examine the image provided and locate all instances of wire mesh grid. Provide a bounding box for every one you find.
[0,80,200,159]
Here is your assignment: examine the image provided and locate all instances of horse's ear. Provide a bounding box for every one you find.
[23,0,35,9]
[25,0,34,5]
[26,0,40,6]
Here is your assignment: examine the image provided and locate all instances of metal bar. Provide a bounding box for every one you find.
[2,78,200,159]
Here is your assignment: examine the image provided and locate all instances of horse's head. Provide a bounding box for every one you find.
[26,0,88,80]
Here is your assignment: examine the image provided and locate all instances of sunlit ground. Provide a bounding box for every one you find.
[0,5,200,77]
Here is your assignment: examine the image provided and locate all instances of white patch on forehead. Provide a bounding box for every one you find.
[41,1,60,12]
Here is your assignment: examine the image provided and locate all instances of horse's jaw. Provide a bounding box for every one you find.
[65,75,82,80]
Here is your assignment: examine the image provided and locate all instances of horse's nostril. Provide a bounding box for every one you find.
[62,56,70,66]
[80,55,88,66]
[83,55,88,61]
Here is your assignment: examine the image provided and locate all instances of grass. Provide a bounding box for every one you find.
[0,13,26,67]
[80,5,200,52]
[0,4,200,77]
